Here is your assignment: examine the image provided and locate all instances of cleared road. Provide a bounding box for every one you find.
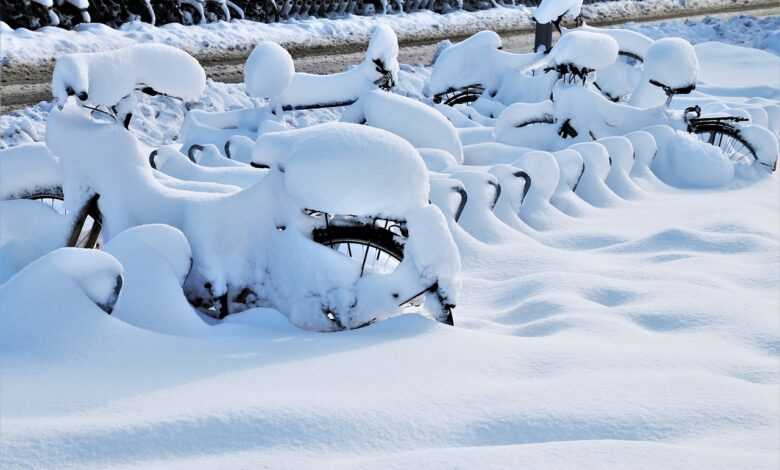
[1,3,778,113]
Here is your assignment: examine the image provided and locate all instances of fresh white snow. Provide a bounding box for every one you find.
[1,11,779,470]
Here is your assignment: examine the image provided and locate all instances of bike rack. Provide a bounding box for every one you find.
[513,170,531,205]
[451,184,468,222]
[487,179,502,211]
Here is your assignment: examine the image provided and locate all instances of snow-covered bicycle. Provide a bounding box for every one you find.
[4,43,459,332]
[178,25,399,157]
[433,30,778,173]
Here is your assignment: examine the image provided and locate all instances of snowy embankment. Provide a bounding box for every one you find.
[0,0,769,69]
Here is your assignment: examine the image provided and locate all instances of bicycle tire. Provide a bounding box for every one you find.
[312,220,455,327]
[6,189,103,249]
[312,221,405,267]
[689,122,759,167]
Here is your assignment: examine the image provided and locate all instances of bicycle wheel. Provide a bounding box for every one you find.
[312,220,405,276]
[20,191,103,249]
[690,123,758,166]
[312,218,454,328]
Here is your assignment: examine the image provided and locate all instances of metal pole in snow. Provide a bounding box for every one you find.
[534,20,553,54]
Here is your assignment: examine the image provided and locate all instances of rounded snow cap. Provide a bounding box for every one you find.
[644,37,699,89]
[464,30,502,50]
[244,41,295,100]
[550,31,618,71]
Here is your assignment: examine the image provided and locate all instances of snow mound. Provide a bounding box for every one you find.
[514,150,561,206]
[404,204,461,305]
[549,30,618,71]
[418,148,459,172]
[0,200,71,283]
[738,125,779,172]
[52,43,206,107]
[244,41,295,102]
[644,37,699,89]
[152,146,266,189]
[225,135,263,164]
[552,148,585,191]
[580,25,653,61]
[429,30,540,95]
[253,122,429,218]
[2,247,123,322]
[348,90,464,163]
[105,224,209,336]
[533,0,583,24]
[495,101,559,150]
[645,125,734,188]
[0,142,62,199]
[278,24,399,109]
[569,141,619,207]
[598,135,642,199]
[365,24,400,85]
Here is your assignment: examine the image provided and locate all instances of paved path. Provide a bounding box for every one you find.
[1,3,778,114]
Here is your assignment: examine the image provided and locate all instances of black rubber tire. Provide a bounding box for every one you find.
[689,122,759,166]
[8,189,102,249]
[312,222,405,263]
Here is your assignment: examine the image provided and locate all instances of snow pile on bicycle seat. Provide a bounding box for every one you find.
[244,41,295,101]
[548,30,618,71]
[429,31,540,95]
[347,90,464,163]
[365,24,400,84]
[52,43,206,106]
[0,143,62,199]
[579,25,653,61]
[644,38,699,89]
[277,25,399,109]
[253,122,429,218]
[533,0,583,24]
[645,125,734,188]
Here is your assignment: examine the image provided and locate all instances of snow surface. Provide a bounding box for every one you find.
[2,166,778,470]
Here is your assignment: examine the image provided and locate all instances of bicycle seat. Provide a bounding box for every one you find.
[548,31,619,78]
[643,38,699,97]
[253,122,430,218]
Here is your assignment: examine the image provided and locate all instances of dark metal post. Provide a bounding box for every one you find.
[534,20,553,54]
